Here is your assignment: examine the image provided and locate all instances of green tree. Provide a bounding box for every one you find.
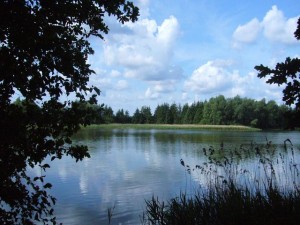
[0,1,139,224]
[192,102,204,124]
[124,110,131,123]
[115,109,126,123]
[201,101,211,124]
[266,100,280,129]
[114,109,131,123]
[255,17,300,109]
[201,96,227,125]
[277,105,292,129]
[180,103,189,124]
[169,103,180,124]
[153,104,161,123]
[72,101,104,124]
[100,105,114,123]
[212,95,227,124]
[182,103,196,124]
[253,99,268,129]
[223,98,235,124]
[140,106,153,124]
[132,108,142,124]
[154,103,170,124]
[241,99,255,125]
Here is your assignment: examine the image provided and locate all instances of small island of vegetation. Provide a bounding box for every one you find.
[87,123,261,131]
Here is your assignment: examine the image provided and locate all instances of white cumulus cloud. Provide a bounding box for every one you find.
[184,60,234,94]
[232,5,299,47]
[262,5,298,44]
[232,18,261,46]
[103,16,181,81]
[184,60,284,102]
[144,80,177,100]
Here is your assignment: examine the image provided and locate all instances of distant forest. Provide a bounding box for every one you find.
[13,95,297,130]
[64,95,299,130]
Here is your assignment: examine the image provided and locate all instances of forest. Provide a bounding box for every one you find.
[61,95,300,130]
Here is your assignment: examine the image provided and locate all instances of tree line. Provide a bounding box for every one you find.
[75,95,299,129]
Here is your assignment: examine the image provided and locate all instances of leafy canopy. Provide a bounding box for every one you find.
[0,0,139,224]
[255,17,300,109]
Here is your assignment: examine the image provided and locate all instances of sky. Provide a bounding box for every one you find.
[88,0,300,115]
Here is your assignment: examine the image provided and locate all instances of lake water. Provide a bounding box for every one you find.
[30,129,300,225]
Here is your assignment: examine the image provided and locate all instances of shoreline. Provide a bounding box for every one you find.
[83,123,262,131]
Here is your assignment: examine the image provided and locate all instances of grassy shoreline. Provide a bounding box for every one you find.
[84,123,261,131]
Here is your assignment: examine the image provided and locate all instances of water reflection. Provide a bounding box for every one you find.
[33,129,300,224]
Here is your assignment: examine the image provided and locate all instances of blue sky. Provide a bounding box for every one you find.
[88,0,300,114]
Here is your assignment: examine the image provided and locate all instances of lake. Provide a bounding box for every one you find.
[29,128,300,225]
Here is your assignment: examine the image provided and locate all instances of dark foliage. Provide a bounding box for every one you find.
[0,0,139,224]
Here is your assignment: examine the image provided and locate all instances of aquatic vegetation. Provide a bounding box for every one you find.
[85,123,261,131]
[142,140,300,225]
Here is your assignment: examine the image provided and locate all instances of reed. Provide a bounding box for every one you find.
[85,123,261,131]
[142,140,300,225]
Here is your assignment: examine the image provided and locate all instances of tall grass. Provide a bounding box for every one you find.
[142,140,300,225]
[85,123,261,131]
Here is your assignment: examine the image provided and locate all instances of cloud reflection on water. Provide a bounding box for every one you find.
[30,129,300,225]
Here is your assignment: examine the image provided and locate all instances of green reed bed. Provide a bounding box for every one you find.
[142,140,300,225]
[86,123,261,131]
